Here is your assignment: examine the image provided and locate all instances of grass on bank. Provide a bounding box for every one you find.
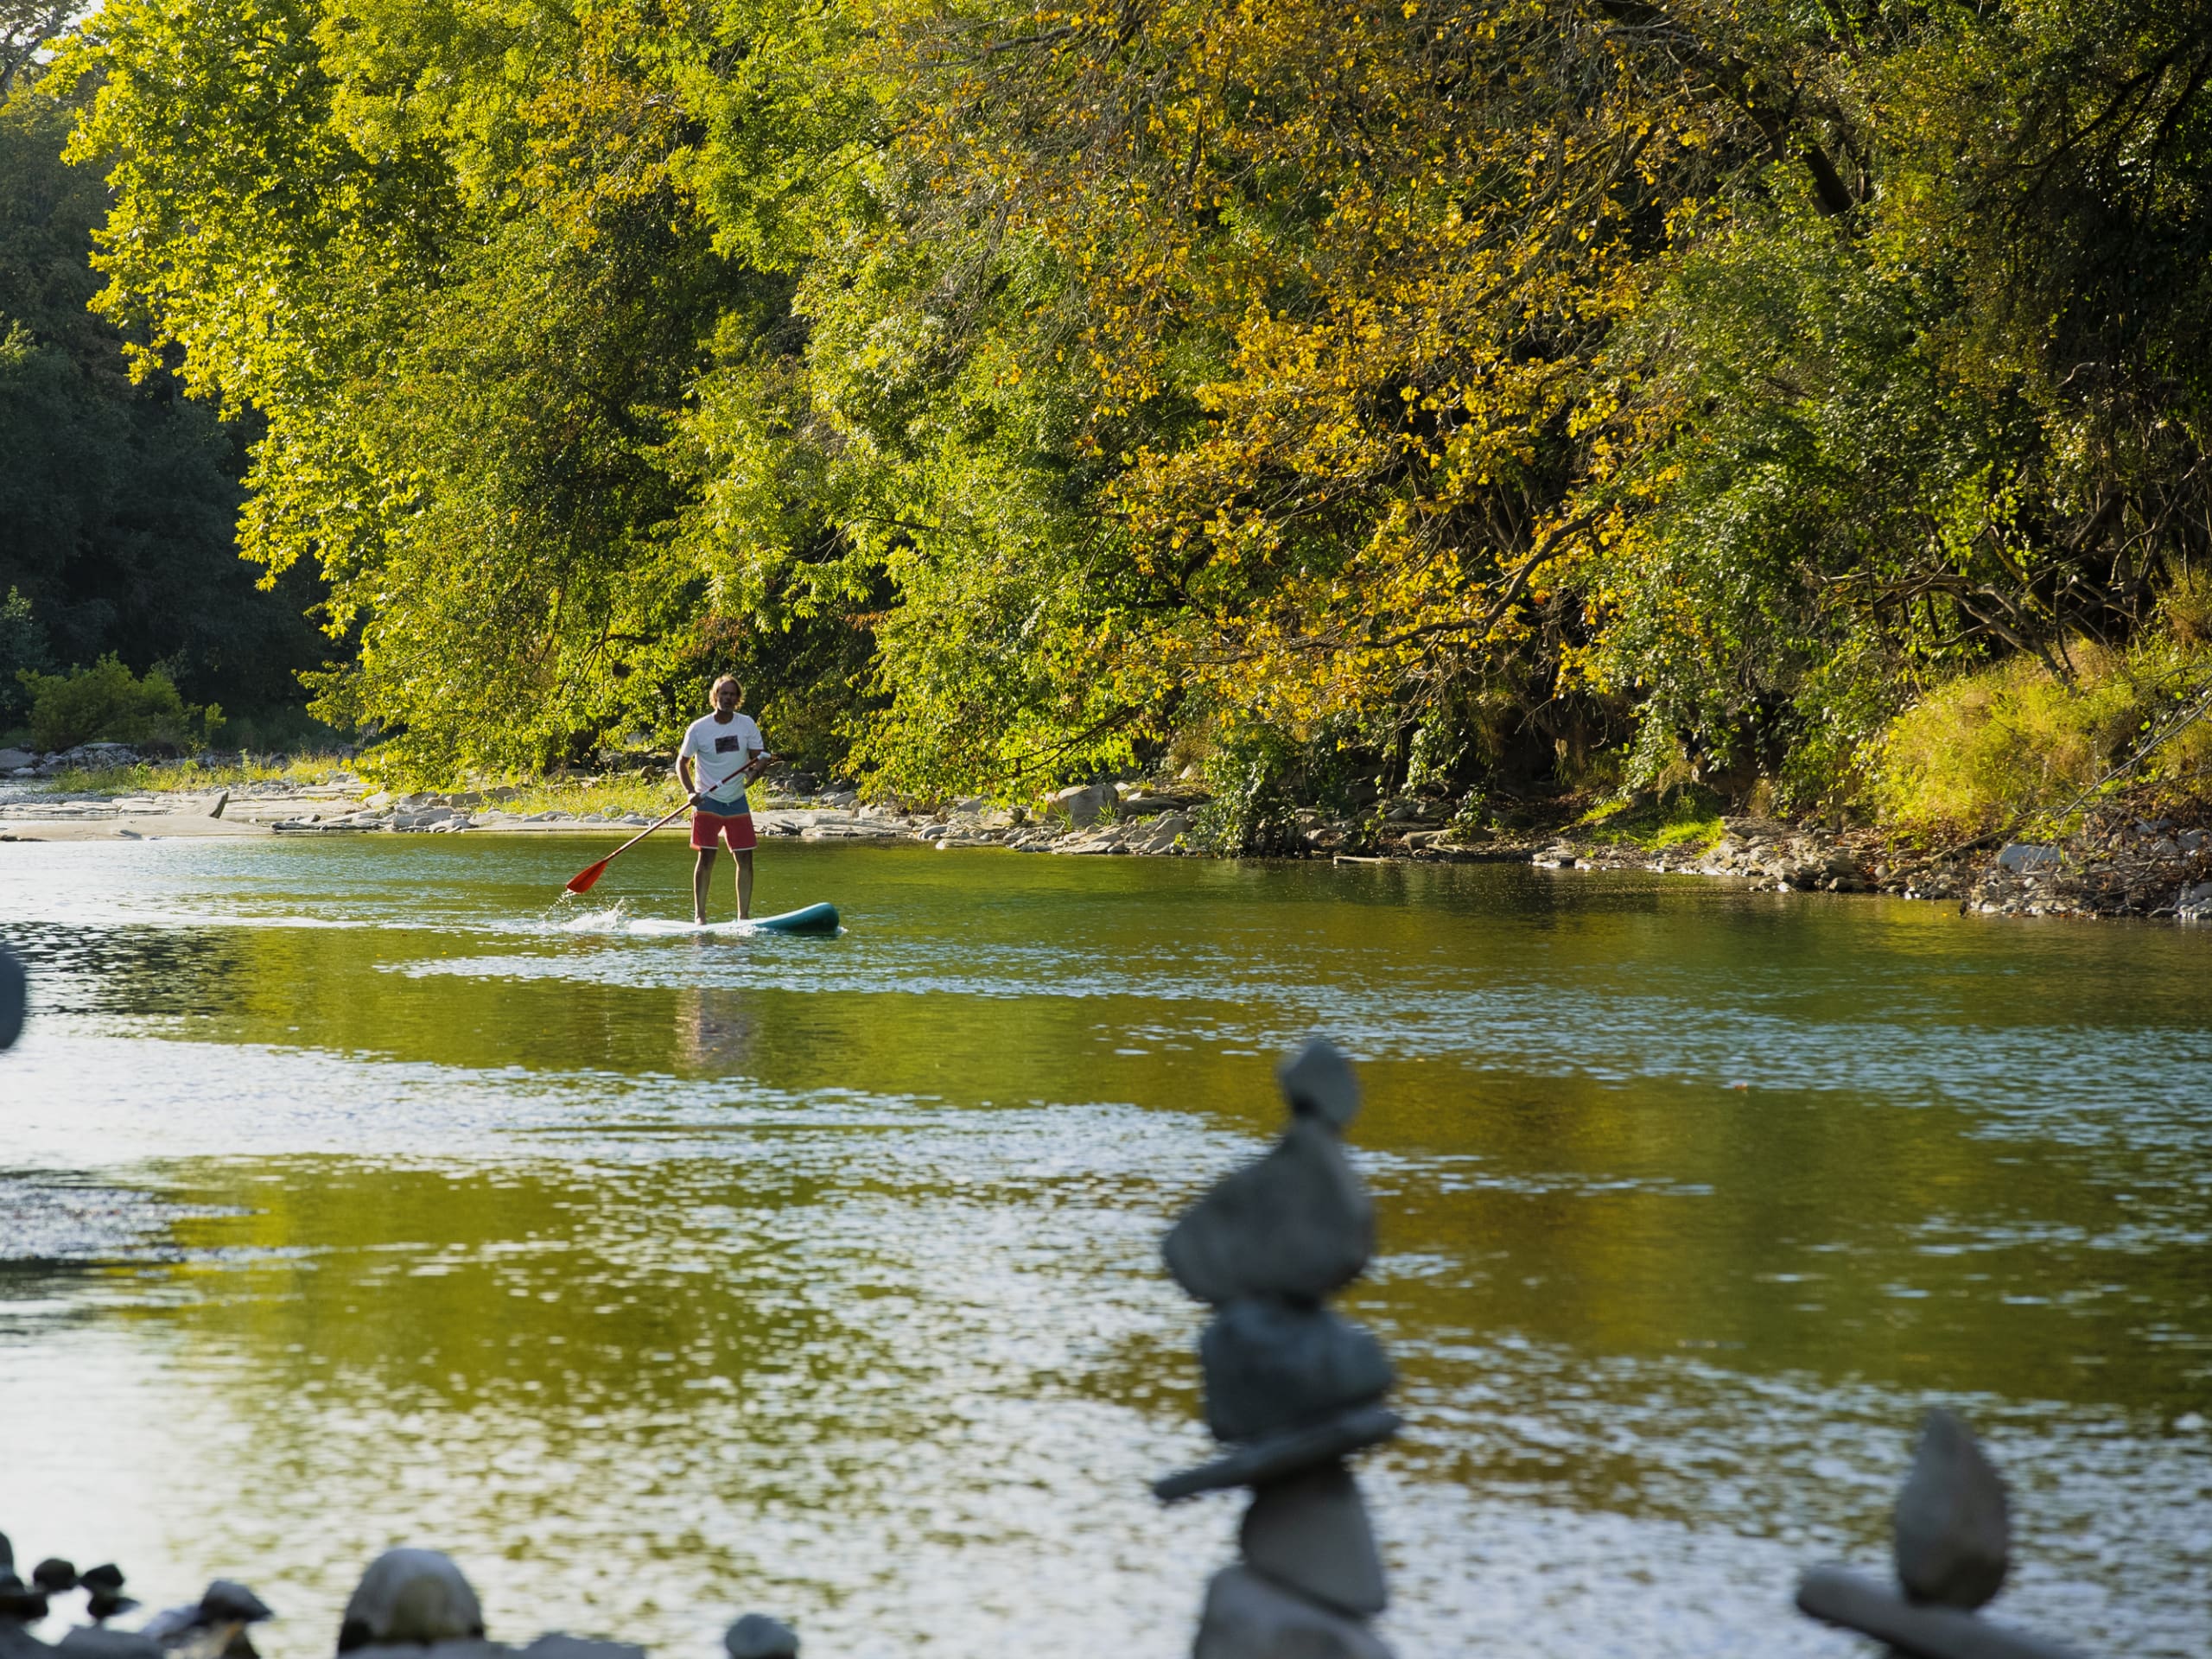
[1577,784,1729,852]
[31,753,358,796]
[1872,576,2212,840]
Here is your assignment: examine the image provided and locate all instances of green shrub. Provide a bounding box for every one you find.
[0,588,51,722]
[1192,723,1313,855]
[20,656,225,753]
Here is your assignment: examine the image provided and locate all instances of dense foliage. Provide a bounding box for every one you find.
[48,0,2212,810]
[0,61,332,739]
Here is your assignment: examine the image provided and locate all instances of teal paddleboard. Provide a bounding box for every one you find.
[747,901,841,935]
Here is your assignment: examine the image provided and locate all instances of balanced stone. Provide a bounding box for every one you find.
[30,1564,73,1594]
[197,1583,270,1626]
[1239,1460,1387,1618]
[723,1615,798,1659]
[79,1569,124,1596]
[515,1637,646,1659]
[0,943,24,1051]
[1796,1565,2087,1659]
[1192,1566,1392,1659]
[0,1580,48,1623]
[1164,1119,1372,1305]
[54,1632,158,1659]
[1155,1403,1402,1502]
[339,1552,485,1652]
[1894,1408,2009,1610]
[1201,1299,1392,1442]
[1277,1040,1360,1131]
[343,1643,501,1659]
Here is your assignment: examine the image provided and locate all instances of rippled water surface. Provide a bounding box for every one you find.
[2,836,2209,1657]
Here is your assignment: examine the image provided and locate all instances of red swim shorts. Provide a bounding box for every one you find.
[690,809,758,851]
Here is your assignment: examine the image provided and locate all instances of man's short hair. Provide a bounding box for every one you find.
[711,675,742,698]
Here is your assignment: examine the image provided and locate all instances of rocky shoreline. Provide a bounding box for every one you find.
[4,747,2210,925]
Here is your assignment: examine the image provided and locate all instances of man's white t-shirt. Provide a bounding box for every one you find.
[680,712,765,811]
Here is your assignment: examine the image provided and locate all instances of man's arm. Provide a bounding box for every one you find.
[677,751,697,796]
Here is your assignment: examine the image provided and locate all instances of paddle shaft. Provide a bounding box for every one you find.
[569,753,771,887]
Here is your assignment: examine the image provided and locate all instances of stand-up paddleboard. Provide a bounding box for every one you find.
[744,901,841,935]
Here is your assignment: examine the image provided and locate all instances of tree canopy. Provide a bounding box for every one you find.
[0,55,330,732]
[49,0,2212,799]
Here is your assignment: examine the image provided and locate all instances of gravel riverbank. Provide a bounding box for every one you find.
[6,754,2210,925]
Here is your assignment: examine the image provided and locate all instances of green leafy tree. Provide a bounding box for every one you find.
[0,67,330,724]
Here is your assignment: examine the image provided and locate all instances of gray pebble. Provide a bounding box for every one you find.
[1894,1408,2009,1610]
[723,1615,798,1659]
[338,1552,484,1652]
[515,1637,645,1659]
[1193,1566,1391,1659]
[54,1632,160,1659]
[342,1643,500,1659]
[1277,1039,1360,1131]
[0,944,23,1051]
[1240,1460,1388,1618]
[196,1584,270,1625]
[1201,1299,1392,1442]
[1163,1120,1372,1306]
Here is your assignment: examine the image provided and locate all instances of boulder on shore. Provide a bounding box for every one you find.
[1046,782,1118,827]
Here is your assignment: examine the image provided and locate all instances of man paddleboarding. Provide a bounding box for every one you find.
[678,676,774,923]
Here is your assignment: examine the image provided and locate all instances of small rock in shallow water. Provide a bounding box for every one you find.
[1163,1120,1373,1305]
[1239,1460,1388,1618]
[1192,1566,1390,1659]
[339,1552,482,1652]
[1201,1298,1392,1441]
[723,1614,798,1659]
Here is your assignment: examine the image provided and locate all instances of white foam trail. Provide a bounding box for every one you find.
[547,899,755,937]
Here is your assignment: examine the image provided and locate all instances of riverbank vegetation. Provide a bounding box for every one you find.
[6,0,2209,843]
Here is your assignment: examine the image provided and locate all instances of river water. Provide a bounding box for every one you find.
[1,836,2207,1657]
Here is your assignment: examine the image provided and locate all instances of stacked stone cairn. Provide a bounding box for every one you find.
[1796,1408,2089,1659]
[1153,1039,1399,1659]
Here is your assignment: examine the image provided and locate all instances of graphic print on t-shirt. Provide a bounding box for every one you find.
[682,710,763,811]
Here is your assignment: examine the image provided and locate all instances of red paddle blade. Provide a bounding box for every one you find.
[564,858,611,895]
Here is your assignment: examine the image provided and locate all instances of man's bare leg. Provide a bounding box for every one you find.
[735,849,754,919]
[694,847,716,924]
